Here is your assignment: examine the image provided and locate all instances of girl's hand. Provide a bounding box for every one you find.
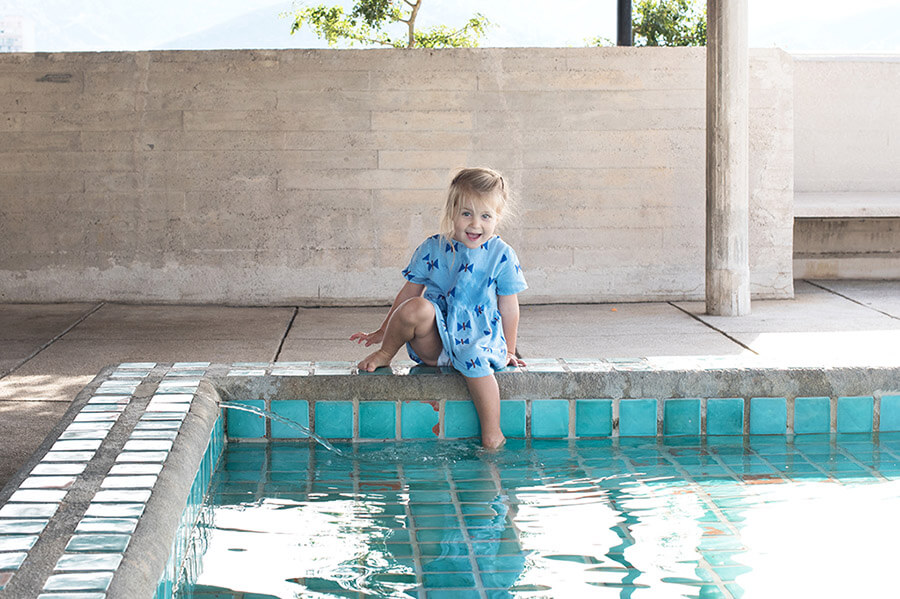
[506,354,525,368]
[350,329,384,347]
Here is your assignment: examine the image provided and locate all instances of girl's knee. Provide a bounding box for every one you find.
[397,297,435,325]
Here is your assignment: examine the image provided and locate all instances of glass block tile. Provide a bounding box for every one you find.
[664,399,701,436]
[531,400,569,438]
[75,518,138,534]
[94,382,139,395]
[107,464,162,476]
[151,393,194,403]
[43,571,114,592]
[226,400,267,438]
[500,401,526,437]
[0,519,49,534]
[65,422,115,432]
[87,395,130,404]
[575,399,612,437]
[110,370,151,378]
[270,400,310,439]
[128,429,177,441]
[59,429,110,441]
[749,398,787,435]
[164,370,206,377]
[271,368,310,376]
[0,535,37,551]
[523,358,566,372]
[227,369,266,377]
[65,534,130,552]
[171,362,210,369]
[134,420,181,430]
[37,593,106,599]
[115,451,168,463]
[42,451,96,463]
[84,503,145,518]
[445,401,480,438]
[881,395,900,432]
[401,402,440,439]
[359,402,396,439]
[138,412,186,421]
[30,463,86,476]
[837,396,874,433]
[9,489,67,503]
[619,399,658,437]
[0,552,26,570]
[51,440,103,452]
[92,489,151,504]
[145,402,190,413]
[74,413,120,423]
[101,475,157,489]
[55,553,123,571]
[123,440,172,452]
[794,397,831,434]
[315,402,353,438]
[312,363,354,375]
[117,362,156,369]
[0,501,57,519]
[19,476,76,489]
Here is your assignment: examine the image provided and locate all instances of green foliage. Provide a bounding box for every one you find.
[588,0,706,47]
[287,0,492,49]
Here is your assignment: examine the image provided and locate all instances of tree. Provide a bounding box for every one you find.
[588,0,707,47]
[287,0,492,49]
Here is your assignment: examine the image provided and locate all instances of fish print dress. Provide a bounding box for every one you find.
[402,234,527,378]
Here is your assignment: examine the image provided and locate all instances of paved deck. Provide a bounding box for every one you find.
[2,279,899,492]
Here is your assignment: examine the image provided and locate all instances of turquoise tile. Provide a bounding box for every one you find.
[707,398,744,435]
[271,400,309,439]
[794,397,831,434]
[500,401,525,437]
[315,402,353,438]
[881,395,900,432]
[225,400,266,438]
[837,396,874,433]
[619,399,657,437]
[446,401,480,438]
[575,400,612,437]
[749,397,786,435]
[531,400,569,438]
[664,399,701,436]
[401,402,440,439]
[359,402,396,439]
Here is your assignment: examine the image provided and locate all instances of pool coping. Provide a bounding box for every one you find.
[2,359,900,598]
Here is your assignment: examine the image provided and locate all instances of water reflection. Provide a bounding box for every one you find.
[179,435,900,599]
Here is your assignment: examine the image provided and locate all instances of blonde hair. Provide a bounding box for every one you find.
[439,167,511,244]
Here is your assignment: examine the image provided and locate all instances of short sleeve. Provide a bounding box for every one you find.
[402,236,439,284]
[495,245,527,296]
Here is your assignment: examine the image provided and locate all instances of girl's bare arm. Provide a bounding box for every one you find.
[498,293,524,367]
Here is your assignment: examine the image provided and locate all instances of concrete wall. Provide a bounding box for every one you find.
[0,48,794,305]
[793,56,900,279]
[794,56,900,195]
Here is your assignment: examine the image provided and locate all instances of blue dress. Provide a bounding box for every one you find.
[402,234,527,378]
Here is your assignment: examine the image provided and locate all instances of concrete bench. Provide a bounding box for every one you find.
[794,192,900,218]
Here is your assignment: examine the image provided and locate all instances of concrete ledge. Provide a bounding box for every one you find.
[794,192,900,218]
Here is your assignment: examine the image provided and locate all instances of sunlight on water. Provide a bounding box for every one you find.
[178,436,900,598]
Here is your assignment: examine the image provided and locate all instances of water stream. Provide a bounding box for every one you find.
[216,401,344,456]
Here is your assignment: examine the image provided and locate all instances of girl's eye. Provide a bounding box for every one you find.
[482,214,493,220]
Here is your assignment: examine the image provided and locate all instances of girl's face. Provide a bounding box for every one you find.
[452,194,501,249]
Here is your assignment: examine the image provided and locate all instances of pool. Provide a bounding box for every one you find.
[181,436,900,598]
[1,359,900,598]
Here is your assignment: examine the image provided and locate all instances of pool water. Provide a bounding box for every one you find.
[177,435,900,598]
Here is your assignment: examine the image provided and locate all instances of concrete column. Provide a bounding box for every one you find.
[705,0,750,316]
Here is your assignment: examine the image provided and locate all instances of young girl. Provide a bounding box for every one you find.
[351,167,527,449]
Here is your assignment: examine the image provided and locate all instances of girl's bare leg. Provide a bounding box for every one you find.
[358,297,442,372]
[466,374,505,449]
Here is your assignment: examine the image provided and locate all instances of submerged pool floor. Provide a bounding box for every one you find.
[180,435,900,599]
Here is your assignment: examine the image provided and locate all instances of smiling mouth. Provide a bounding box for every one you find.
[466,232,481,241]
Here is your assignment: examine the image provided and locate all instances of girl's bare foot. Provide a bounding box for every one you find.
[358,348,394,372]
[481,432,506,450]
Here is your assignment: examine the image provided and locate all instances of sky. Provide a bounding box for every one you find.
[1,0,899,54]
